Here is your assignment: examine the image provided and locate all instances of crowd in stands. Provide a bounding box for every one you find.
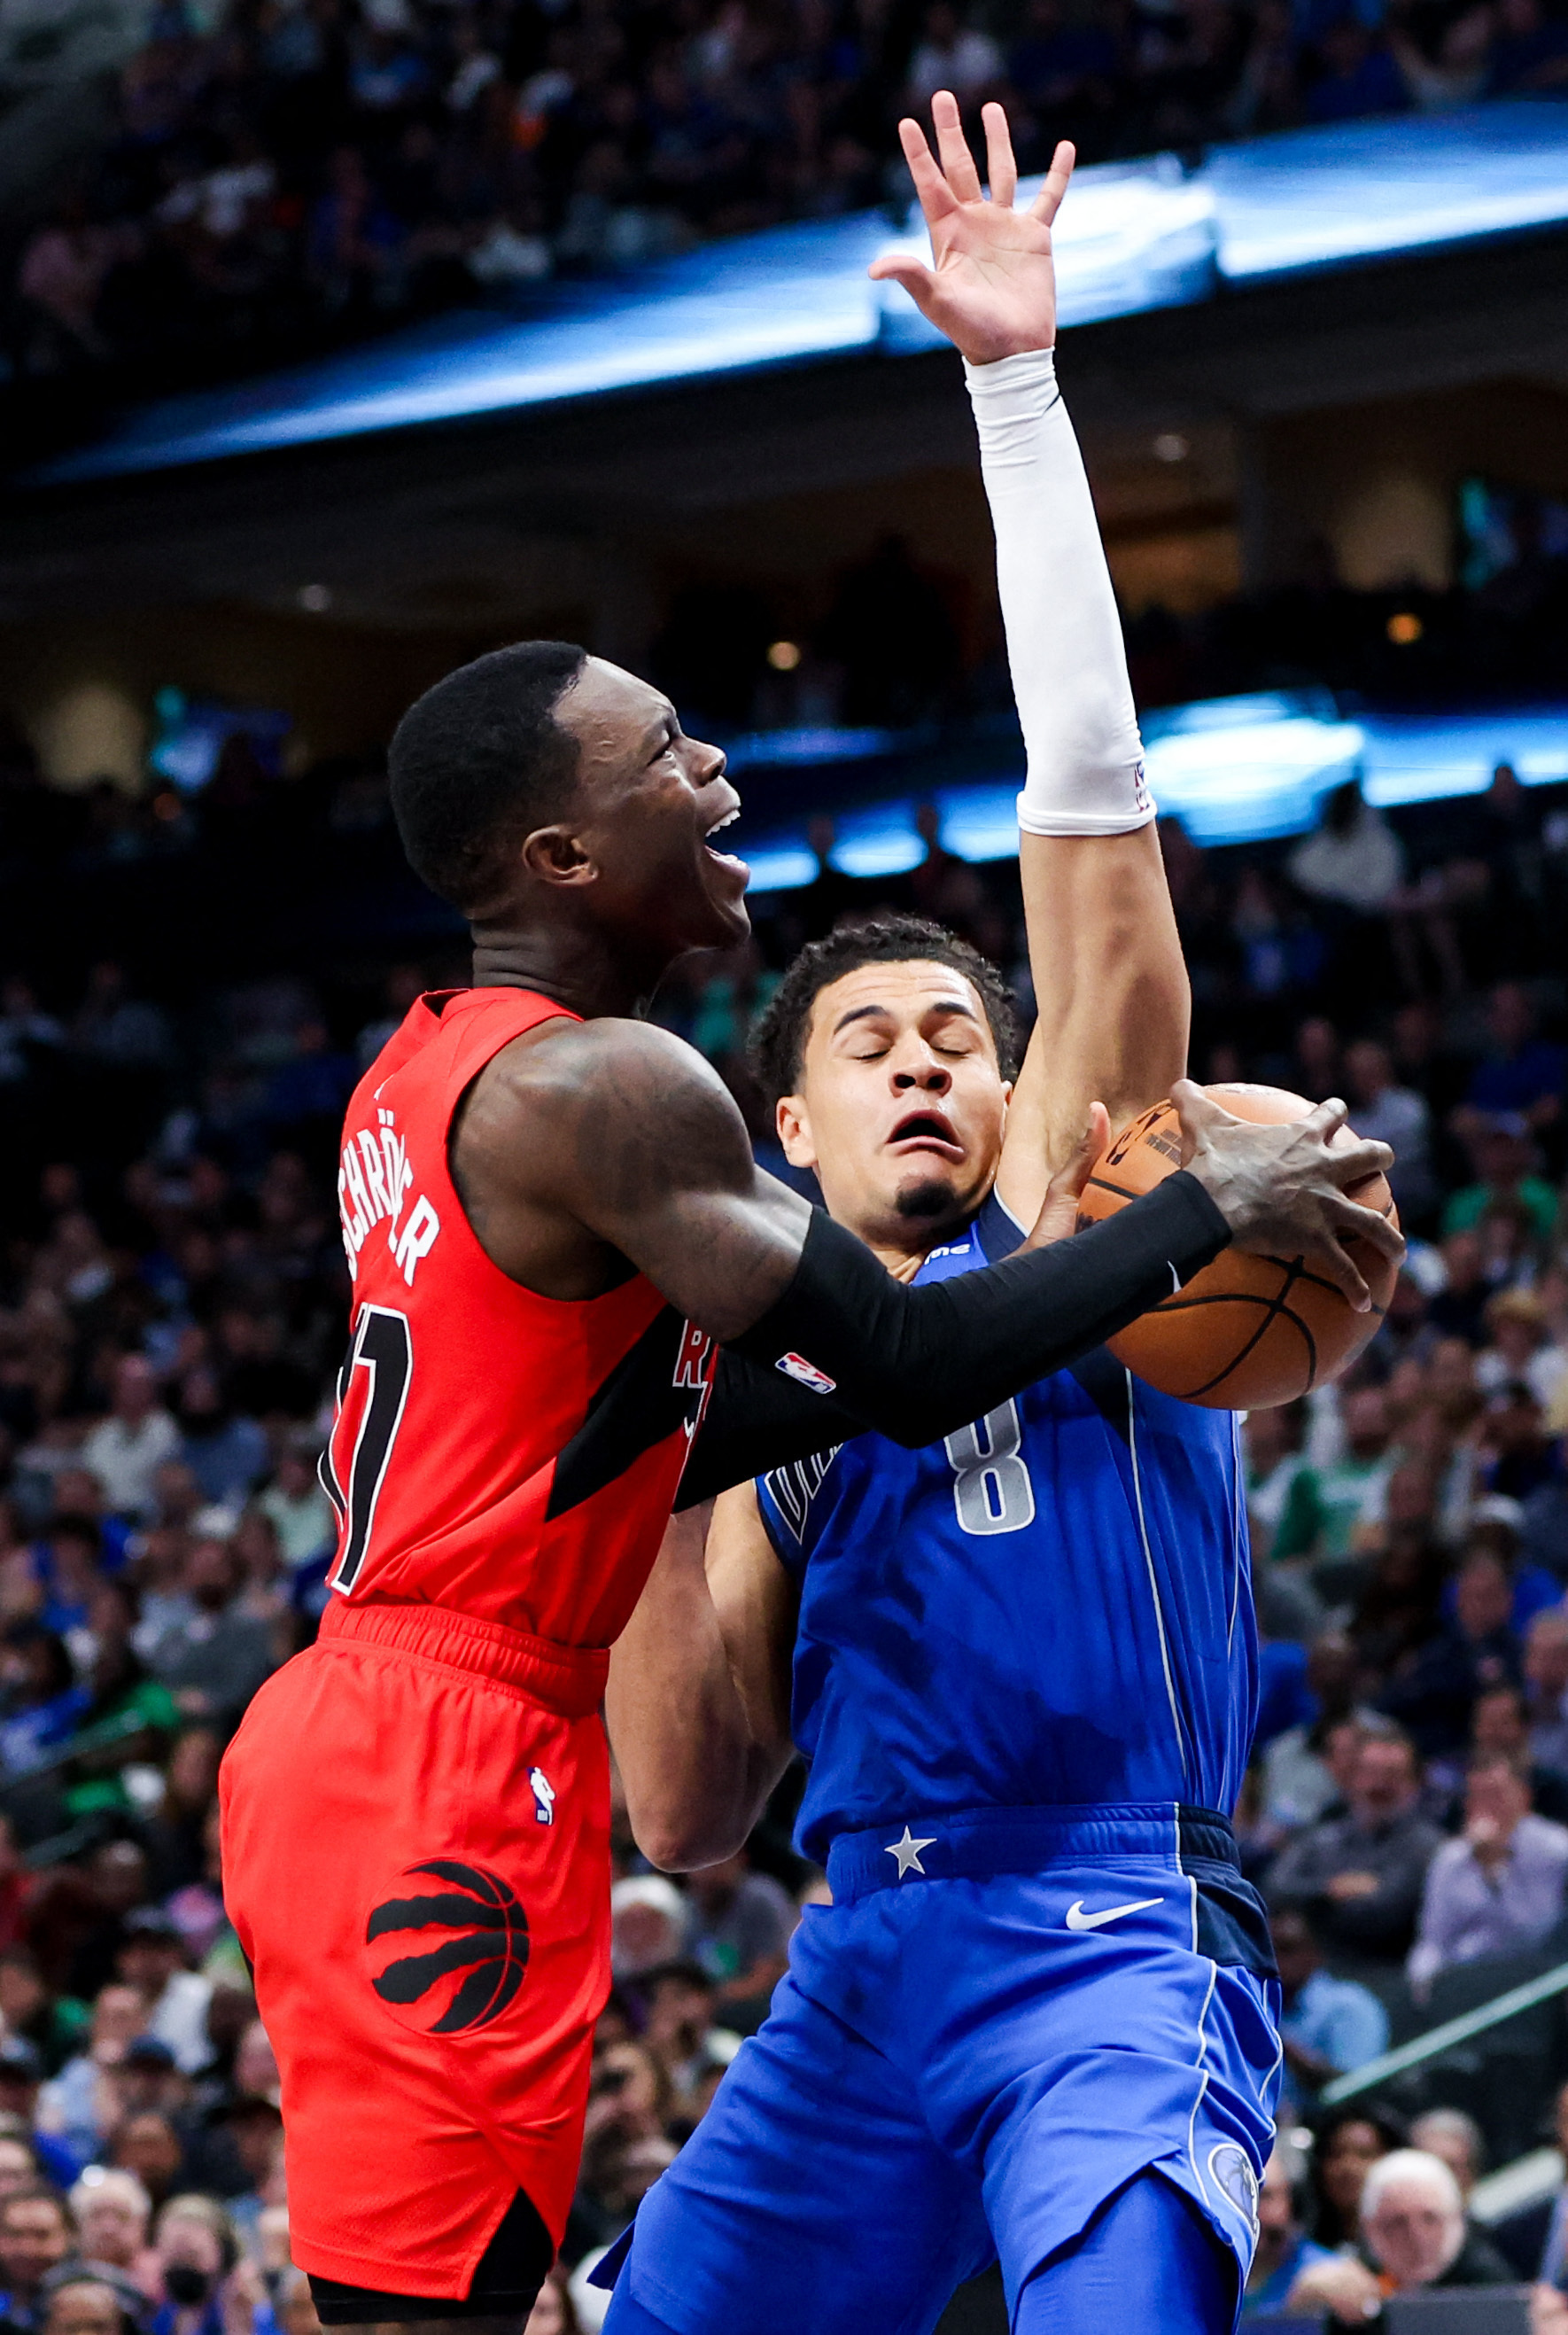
[5,0,1568,419]
[0,654,1567,2326]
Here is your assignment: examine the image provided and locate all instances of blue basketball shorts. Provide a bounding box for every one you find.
[598,1803,1281,2335]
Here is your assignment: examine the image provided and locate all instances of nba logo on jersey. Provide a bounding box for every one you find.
[776,1352,837,1395]
[529,1768,555,1826]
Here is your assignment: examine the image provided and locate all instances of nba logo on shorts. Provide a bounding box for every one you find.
[1207,2143,1259,2236]
[776,1351,837,1395]
[530,1767,555,1825]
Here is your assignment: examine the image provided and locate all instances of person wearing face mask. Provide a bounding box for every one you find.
[149,2199,239,2335]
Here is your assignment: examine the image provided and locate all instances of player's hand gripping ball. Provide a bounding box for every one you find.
[1075,1083,1398,1408]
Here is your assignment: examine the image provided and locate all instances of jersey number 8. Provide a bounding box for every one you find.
[943,1402,1036,1537]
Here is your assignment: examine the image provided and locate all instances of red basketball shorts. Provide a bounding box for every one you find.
[220,1599,612,2299]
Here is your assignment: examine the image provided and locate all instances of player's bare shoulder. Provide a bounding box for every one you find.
[450,1012,749,1294]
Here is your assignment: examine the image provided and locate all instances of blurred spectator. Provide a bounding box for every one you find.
[1308,2105,1404,2249]
[679,1853,795,2017]
[172,1384,267,1514]
[0,2051,78,2190]
[1268,1728,1444,1965]
[1345,1039,1438,1225]
[1360,2146,1513,2291]
[1289,781,1407,914]
[1378,1547,1522,1758]
[0,1630,90,1780]
[109,2119,182,2215]
[1242,2140,1336,2316]
[1272,1386,1397,1566]
[82,1366,179,1529]
[71,971,170,1079]
[1408,2108,1485,2202]
[39,1989,150,2169]
[1498,2078,1568,2281]
[1467,1682,1568,1821]
[1444,1117,1560,1245]
[638,1964,732,2125]
[905,2,1003,109]
[254,1444,333,1576]
[65,2173,155,2298]
[1261,1644,1380,1833]
[144,1545,277,1730]
[609,1880,687,1982]
[115,1915,211,2076]
[0,2187,76,2331]
[1527,1610,1568,1771]
[1303,16,1409,120]
[141,1734,222,1900]
[1273,1907,1389,2114]
[1479,1290,1568,1409]
[1407,1752,1568,1989]
[39,2269,146,2335]
[149,2194,240,2335]
[1291,2147,1512,2320]
[1462,983,1566,1136]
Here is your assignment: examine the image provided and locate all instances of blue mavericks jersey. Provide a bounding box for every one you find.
[755,1192,1258,1865]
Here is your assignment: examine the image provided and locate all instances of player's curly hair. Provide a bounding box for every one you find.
[750,915,1023,1103]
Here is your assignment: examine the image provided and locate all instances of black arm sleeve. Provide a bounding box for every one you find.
[681,1171,1228,1505]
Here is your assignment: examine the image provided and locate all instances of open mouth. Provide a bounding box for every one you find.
[887,1108,964,1163]
[703,798,747,873]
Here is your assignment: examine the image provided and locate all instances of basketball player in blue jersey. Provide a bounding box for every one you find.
[592,103,1396,2335]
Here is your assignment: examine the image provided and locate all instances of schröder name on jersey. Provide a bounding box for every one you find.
[338,1108,442,1287]
[776,1351,836,1395]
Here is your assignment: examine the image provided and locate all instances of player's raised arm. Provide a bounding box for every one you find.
[872,97,1187,1210]
[607,1489,797,1871]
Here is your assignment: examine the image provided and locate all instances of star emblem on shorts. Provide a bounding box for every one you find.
[884,1825,937,1879]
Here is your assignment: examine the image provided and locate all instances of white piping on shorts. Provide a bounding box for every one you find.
[1129,1372,1192,1790]
[1187,1958,1219,2206]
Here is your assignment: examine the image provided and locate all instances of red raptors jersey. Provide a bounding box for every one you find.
[322,987,715,1646]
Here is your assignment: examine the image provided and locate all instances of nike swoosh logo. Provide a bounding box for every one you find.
[1064,1895,1164,1932]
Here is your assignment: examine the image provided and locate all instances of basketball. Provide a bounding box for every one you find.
[1075,1084,1399,1409]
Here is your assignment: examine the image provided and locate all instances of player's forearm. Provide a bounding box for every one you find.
[1019,828,1190,1167]
[966,348,1150,842]
[726,1175,1229,1450]
[608,1508,781,1871]
[967,348,1186,1164]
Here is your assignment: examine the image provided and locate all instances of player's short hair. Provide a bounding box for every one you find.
[388,641,588,915]
[750,915,1022,1102]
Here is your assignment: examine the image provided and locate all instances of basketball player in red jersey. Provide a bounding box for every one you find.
[219,642,1401,2334]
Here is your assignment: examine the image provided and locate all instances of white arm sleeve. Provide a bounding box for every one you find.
[965,346,1154,837]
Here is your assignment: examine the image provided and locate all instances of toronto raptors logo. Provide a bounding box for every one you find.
[366,1861,530,2034]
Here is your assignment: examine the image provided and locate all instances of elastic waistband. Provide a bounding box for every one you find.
[316,1597,609,1719]
[825,1802,1238,1902]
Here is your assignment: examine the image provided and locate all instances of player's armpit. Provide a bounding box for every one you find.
[608,1488,796,1872]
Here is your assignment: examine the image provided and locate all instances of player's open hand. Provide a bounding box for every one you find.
[1022,1101,1111,1250]
[868,96,1073,365]
[1172,1080,1405,1312]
